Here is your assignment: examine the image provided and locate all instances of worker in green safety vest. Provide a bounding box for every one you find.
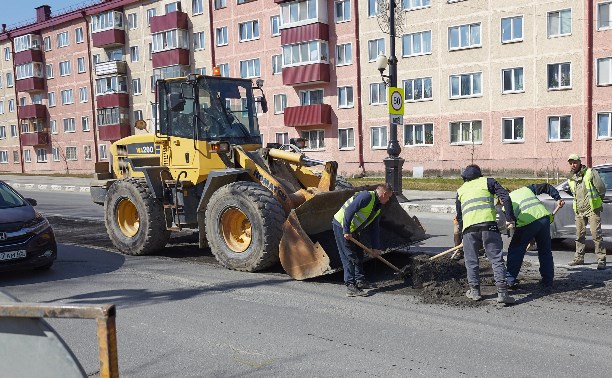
[505,184,565,289]
[456,164,516,305]
[566,154,607,270]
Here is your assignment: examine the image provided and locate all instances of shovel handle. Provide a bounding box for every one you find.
[429,243,463,261]
[552,204,561,216]
[348,238,403,274]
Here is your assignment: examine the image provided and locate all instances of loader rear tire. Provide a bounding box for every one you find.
[334,175,353,190]
[205,182,285,272]
[104,179,170,255]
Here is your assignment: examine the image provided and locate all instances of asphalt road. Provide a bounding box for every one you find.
[2,190,612,377]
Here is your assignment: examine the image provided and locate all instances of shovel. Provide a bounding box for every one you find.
[349,238,410,279]
[429,243,464,261]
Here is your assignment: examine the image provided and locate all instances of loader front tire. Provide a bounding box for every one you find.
[205,182,285,272]
[105,179,170,255]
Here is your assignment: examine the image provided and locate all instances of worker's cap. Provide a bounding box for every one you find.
[567,153,581,162]
[461,165,483,181]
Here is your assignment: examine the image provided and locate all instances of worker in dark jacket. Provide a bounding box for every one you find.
[506,184,565,289]
[456,165,516,305]
[332,183,393,297]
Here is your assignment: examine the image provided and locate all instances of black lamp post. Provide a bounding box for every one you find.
[375,0,405,201]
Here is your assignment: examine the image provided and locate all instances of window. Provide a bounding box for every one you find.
[283,41,329,66]
[75,27,84,43]
[43,36,51,51]
[194,32,205,50]
[402,0,431,10]
[14,34,41,52]
[4,47,10,60]
[300,89,324,105]
[239,58,260,78]
[165,2,181,13]
[91,11,123,32]
[339,128,355,149]
[271,15,281,36]
[449,23,481,50]
[218,63,229,77]
[449,72,482,98]
[147,9,156,26]
[274,94,287,114]
[132,78,142,95]
[238,20,259,42]
[79,116,90,132]
[338,86,354,108]
[51,120,57,134]
[77,57,86,73]
[59,61,71,76]
[502,117,524,142]
[0,76,2,88]
[371,126,387,149]
[130,46,139,62]
[598,2,612,30]
[272,54,282,74]
[280,0,318,26]
[0,101,3,114]
[214,0,227,10]
[48,92,56,107]
[6,73,13,87]
[302,130,325,150]
[93,54,101,64]
[65,147,77,161]
[128,13,138,29]
[46,64,54,79]
[8,99,15,112]
[405,123,434,146]
[61,90,74,105]
[192,0,204,15]
[368,0,379,16]
[403,77,432,102]
[502,67,524,93]
[597,112,612,139]
[336,43,352,66]
[96,76,128,95]
[368,38,385,61]
[0,126,5,139]
[52,147,60,161]
[99,144,108,160]
[15,62,44,79]
[335,0,350,22]
[11,124,18,137]
[370,82,387,104]
[216,27,228,46]
[275,132,288,144]
[63,118,76,132]
[548,116,571,141]
[133,110,143,122]
[152,29,190,52]
[501,16,523,43]
[0,150,8,163]
[450,120,482,144]
[548,9,571,37]
[597,57,612,85]
[78,87,87,103]
[402,31,432,57]
[13,151,19,163]
[57,31,69,48]
[36,149,47,163]
[83,145,92,160]
[547,63,571,89]
[24,149,31,163]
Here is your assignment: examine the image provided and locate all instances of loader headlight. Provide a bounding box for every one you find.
[210,141,230,153]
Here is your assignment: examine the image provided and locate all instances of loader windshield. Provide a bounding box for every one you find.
[159,76,262,145]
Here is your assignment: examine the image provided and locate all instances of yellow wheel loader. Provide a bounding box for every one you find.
[91,74,425,280]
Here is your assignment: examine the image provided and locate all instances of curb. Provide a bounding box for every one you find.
[400,203,455,214]
[8,182,91,193]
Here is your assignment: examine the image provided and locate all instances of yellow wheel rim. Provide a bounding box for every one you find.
[116,198,140,237]
[220,207,252,253]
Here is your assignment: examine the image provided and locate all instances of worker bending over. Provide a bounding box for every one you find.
[333,183,393,297]
[456,165,516,305]
[506,184,564,289]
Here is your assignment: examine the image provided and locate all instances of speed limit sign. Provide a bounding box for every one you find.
[388,87,404,115]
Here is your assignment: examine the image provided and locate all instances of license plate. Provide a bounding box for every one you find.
[0,250,26,261]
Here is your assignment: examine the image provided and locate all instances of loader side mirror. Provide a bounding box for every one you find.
[256,96,268,113]
[167,92,185,112]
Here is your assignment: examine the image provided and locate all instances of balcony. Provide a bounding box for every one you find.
[20,131,49,146]
[282,63,329,86]
[15,77,45,93]
[92,29,125,48]
[150,11,189,33]
[281,23,329,45]
[18,104,47,119]
[284,103,332,128]
[14,49,43,65]
[98,124,131,142]
[96,93,130,108]
[95,61,128,76]
[152,49,189,69]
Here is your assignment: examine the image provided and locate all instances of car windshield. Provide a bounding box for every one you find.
[0,182,27,209]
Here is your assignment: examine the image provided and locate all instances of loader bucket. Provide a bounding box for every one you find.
[279,188,427,280]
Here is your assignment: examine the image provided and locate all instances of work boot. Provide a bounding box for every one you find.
[496,285,516,305]
[357,280,377,290]
[507,279,520,290]
[465,286,482,301]
[597,261,606,270]
[346,283,368,297]
[567,258,585,267]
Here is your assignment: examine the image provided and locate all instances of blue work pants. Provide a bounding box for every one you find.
[506,217,553,285]
[332,222,365,285]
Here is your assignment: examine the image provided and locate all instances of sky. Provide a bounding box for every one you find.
[3,0,90,28]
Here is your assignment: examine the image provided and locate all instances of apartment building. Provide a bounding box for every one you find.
[0,36,19,171]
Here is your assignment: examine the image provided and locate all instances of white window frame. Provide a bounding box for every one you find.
[449,72,482,99]
[501,117,525,143]
[8,99,15,112]
[59,60,71,76]
[216,27,228,46]
[370,126,388,149]
[596,57,612,86]
[502,67,524,94]
[448,23,481,50]
[194,32,206,50]
[370,82,387,105]
[36,148,47,163]
[46,64,54,79]
[43,37,51,51]
[273,94,287,114]
[404,123,434,146]
[280,0,319,27]
[192,0,204,15]
[403,77,433,102]
[282,41,329,67]
[275,132,289,145]
[218,63,229,77]
[147,8,157,26]
[598,2,612,30]
[51,120,57,134]
[57,31,69,48]
[299,89,324,106]
[61,89,74,105]
[597,112,612,139]
[79,87,88,103]
[368,38,385,61]
[48,92,56,107]
[151,29,189,53]
[132,78,142,95]
[83,145,92,160]
[547,9,572,38]
[547,62,571,90]
[338,86,354,108]
[402,0,431,11]
[128,13,138,29]
[271,15,281,37]
[547,115,572,141]
[368,0,379,17]
[77,57,86,73]
[301,129,325,150]
[402,30,432,57]
[99,144,109,160]
[130,46,139,62]
[82,116,90,131]
[75,27,84,43]
[11,124,18,138]
[0,150,8,164]
[335,0,351,23]
[501,15,523,43]
[0,126,5,139]
[449,120,482,145]
[214,0,227,10]
[239,58,261,78]
[63,118,76,133]
[52,147,60,162]
[272,54,282,75]
[238,20,260,42]
[3,47,10,60]
[336,43,352,66]
[23,149,31,163]
[65,146,78,161]
[6,73,13,87]
[338,128,355,150]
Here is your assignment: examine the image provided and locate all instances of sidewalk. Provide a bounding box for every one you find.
[0,174,456,214]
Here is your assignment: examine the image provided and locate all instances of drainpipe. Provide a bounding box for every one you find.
[207,0,215,67]
[586,0,593,166]
[352,0,365,174]
[7,32,25,173]
[82,10,100,163]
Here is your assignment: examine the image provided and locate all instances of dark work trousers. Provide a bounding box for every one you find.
[332,222,365,285]
[506,217,553,285]
[463,230,507,287]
